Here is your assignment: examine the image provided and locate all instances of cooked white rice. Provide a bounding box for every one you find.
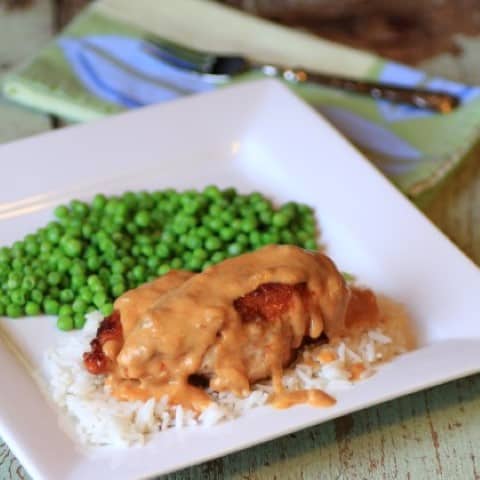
[43,297,413,447]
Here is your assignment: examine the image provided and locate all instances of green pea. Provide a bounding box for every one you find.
[87,255,102,271]
[231,219,242,232]
[6,274,21,290]
[135,211,151,227]
[62,237,83,257]
[57,315,74,331]
[136,234,152,246]
[141,244,154,257]
[220,210,235,224]
[240,217,258,232]
[211,252,226,264]
[72,313,86,329]
[126,222,138,235]
[47,272,62,286]
[10,289,26,306]
[122,256,135,269]
[227,243,243,256]
[56,256,72,273]
[109,274,124,286]
[24,240,39,256]
[249,231,262,247]
[31,289,44,304]
[172,221,190,235]
[207,218,223,232]
[92,193,107,210]
[58,305,73,317]
[272,212,290,228]
[155,243,171,259]
[280,231,295,244]
[205,236,222,252]
[11,258,25,271]
[222,187,237,199]
[259,210,273,225]
[72,299,87,314]
[192,248,208,261]
[0,263,8,278]
[202,261,213,271]
[147,257,159,271]
[262,232,279,245]
[25,302,41,316]
[301,223,316,235]
[0,247,11,262]
[184,234,202,250]
[44,299,60,315]
[6,304,23,318]
[111,283,126,297]
[87,274,102,288]
[59,289,75,303]
[93,291,108,309]
[36,279,48,293]
[40,241,53,254]
[111,260,126,274]
[194,226,210,239]
[98,239,115,254]
[132,265,146,281]
[298,204,313,215]
[303,239,318,250]
[100,303,114,316]
[71,275,86,290]
[46,225,62,244]
[54,205,69,219]
[21,275,37,290]
[11,241,24,257]
[157,264,171,276]
[186,257,203,271]
[70,200,89,218]
[78,286,93,303]
[98,267,111,282]
[82,224,95,239]
[236,233,249,246]
[170,258,183,269]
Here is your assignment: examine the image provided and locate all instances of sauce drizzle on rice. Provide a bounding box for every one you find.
[45,292,413,446]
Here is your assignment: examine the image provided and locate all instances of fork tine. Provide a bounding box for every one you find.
[142,42,200,72]
[144,37,216,73]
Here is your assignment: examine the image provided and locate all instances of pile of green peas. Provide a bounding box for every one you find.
[0,186,318,331]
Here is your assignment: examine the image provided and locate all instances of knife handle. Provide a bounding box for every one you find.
[262,65,460,114]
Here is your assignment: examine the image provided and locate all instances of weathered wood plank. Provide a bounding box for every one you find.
[164,376,480,480]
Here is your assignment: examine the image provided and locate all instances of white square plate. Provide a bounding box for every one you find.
[0,80,479,480]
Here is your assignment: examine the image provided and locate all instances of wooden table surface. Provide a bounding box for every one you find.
[1,1,480,479]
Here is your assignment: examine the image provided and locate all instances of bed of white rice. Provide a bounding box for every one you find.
[43,297,413,447]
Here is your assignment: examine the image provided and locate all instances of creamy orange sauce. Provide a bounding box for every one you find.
[350,363,366,380]
[316,350,337,364]
[103,245,350,410]
[270,389,336,409]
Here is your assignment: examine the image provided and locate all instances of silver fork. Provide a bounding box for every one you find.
[142,39,460,114]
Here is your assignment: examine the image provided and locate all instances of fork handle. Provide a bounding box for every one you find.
[262,66,460,113]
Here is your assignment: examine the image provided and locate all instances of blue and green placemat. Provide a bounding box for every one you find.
[3,0,480,197]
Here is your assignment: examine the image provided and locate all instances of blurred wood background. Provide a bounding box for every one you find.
[223,0,480,63]
[6,0,480,63]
